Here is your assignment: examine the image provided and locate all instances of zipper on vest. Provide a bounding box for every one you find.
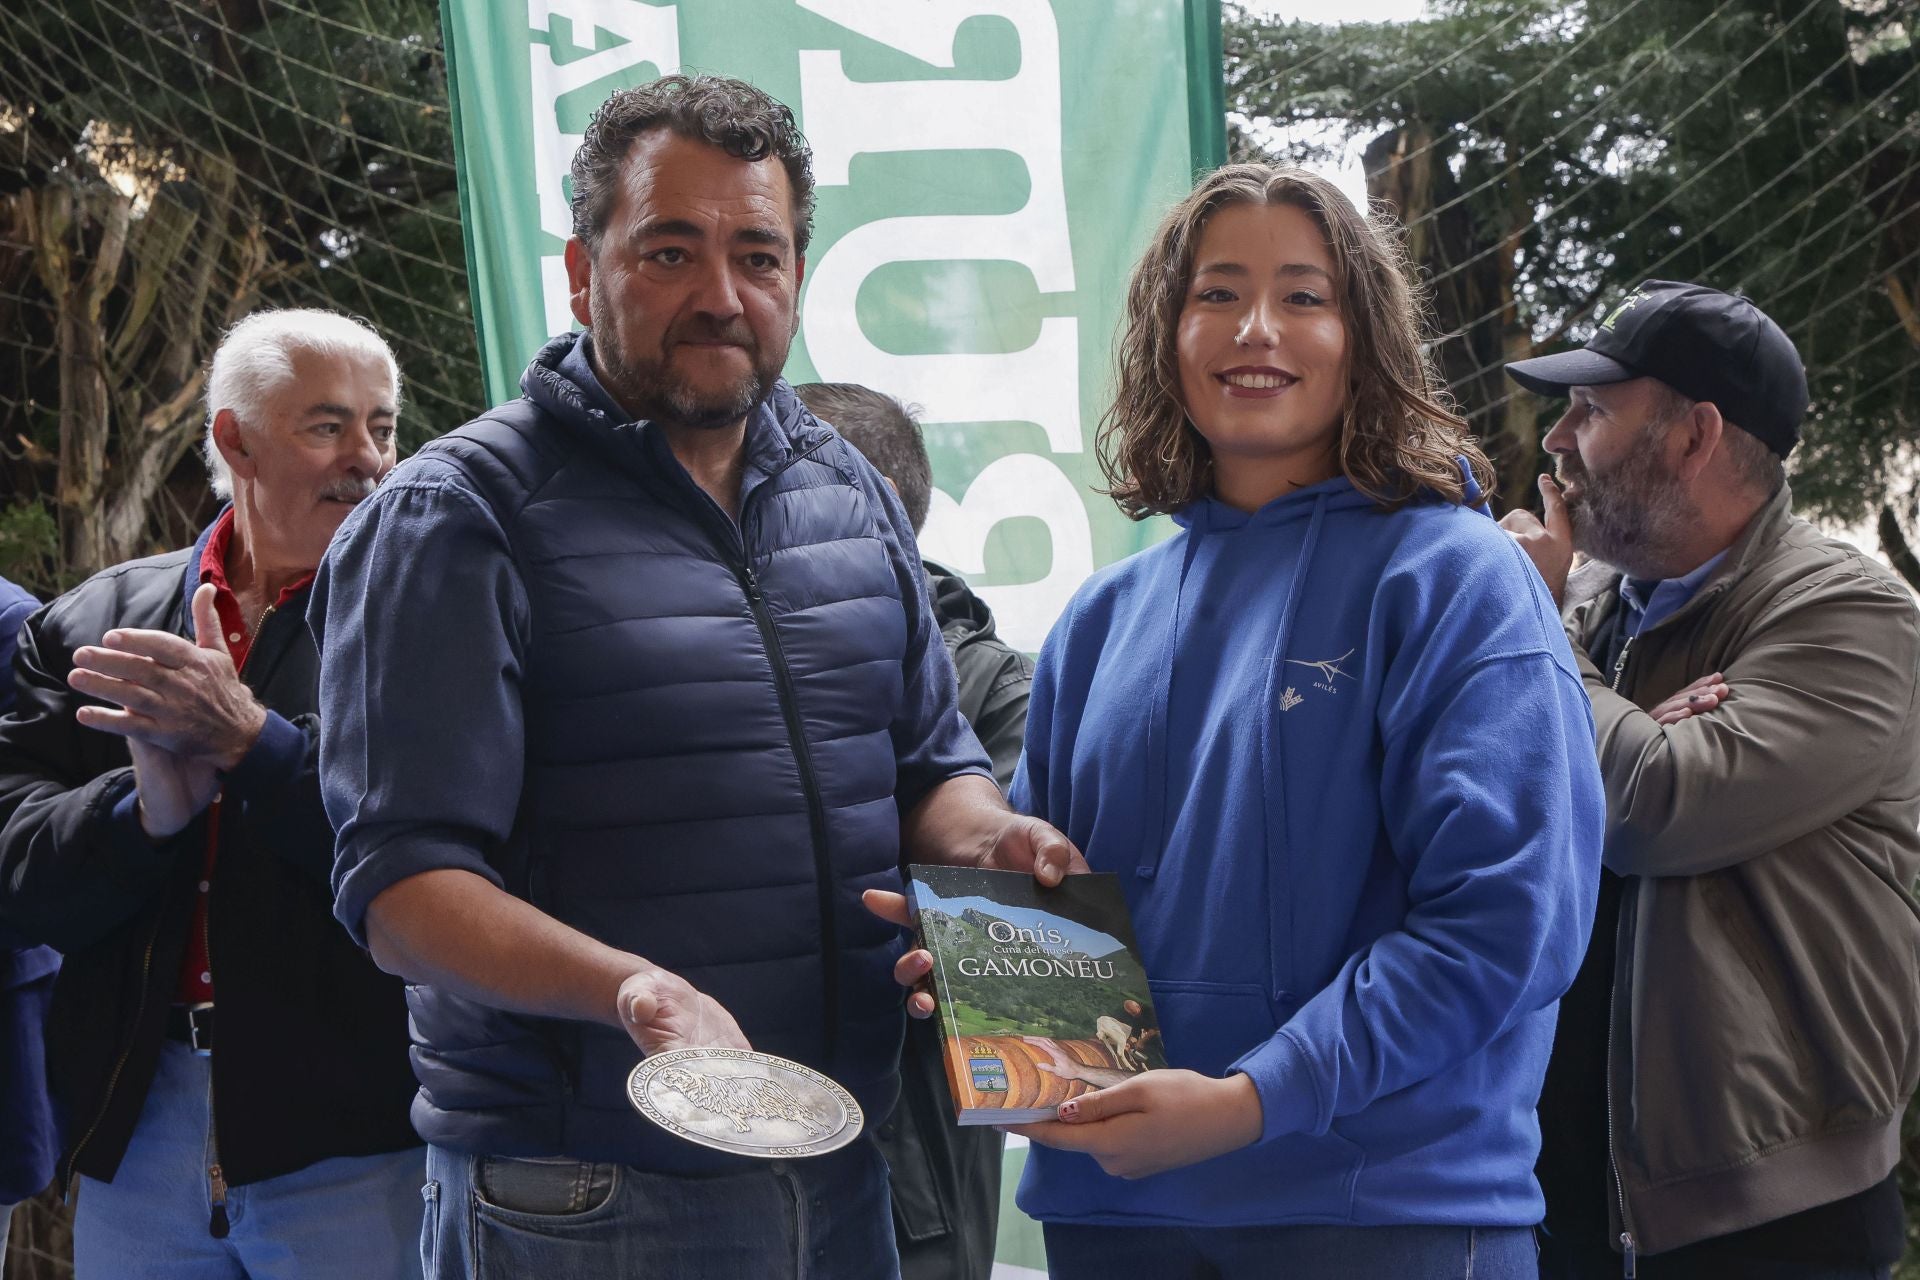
[738,560,841,1059]
[663,426,843,1058]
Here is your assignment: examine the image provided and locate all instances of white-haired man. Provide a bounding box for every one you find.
[0,309,423,1278]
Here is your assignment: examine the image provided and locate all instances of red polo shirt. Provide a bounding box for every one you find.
[174,510,315,1007]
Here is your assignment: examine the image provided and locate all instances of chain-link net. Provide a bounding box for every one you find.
[1229,0,1919,549]
[0,1,1918,1274]
[0,0,477,596]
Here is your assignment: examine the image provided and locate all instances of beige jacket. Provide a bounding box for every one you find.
[1563,483,1920,1258]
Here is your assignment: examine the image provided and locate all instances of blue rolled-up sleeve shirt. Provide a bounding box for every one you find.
[311,409,987,947]
[310,465,529,946]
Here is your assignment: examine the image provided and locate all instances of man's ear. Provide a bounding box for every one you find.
[212,408,257,483]
[788,255,807,339]
[1676,400,1726,484]
[564,236,593,330]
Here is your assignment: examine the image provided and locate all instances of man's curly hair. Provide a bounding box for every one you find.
[570,73,816,255]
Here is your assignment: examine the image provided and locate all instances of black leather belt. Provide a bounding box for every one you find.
[165,1004,214,1056]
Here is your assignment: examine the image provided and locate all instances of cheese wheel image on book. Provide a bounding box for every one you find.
[906,865,1167,1124]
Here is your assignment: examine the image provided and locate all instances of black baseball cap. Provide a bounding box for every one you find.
[1504,280,1808,457]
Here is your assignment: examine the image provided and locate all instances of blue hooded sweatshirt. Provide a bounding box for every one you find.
[1010,477,1604,1229]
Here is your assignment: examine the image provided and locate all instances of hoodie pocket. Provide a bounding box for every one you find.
[1147,979,1278,1076]
[1027,979,1364,1223]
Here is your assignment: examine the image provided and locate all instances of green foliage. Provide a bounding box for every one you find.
[10,0,480,421]
[0,0,481,582]
[1227,0,1920,528]
[0,499,59,597]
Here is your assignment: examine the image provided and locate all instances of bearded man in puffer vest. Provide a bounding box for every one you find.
[311,74,1084,1280]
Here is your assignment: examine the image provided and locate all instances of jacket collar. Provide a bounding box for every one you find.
[1714,480,1795,583]
[519,331,830,500]
[1571,481,1795,636]
[924,559,996,647]
[180,508,227,631]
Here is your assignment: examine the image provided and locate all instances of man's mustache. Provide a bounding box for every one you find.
[321,476,380,503]
[666,317,758,352]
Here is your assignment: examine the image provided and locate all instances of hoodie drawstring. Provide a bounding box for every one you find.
[1257,493,1329,1002]
[1136,523,1209,881]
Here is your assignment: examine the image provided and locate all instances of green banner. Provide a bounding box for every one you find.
[443,0,1224,652]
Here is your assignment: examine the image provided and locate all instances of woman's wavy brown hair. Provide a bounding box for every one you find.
[1098,164,1494,519]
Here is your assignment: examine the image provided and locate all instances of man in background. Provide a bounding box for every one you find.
[797,380,1032,1280]
[1499,280,1920,1279]
[0,310,421,1278]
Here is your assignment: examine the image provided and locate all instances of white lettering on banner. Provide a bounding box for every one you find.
[527,0,680,333]
[920,456,1093,653]
[798,0,1094,649]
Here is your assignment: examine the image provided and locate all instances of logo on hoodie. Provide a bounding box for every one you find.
[1286,648,1356,695]
[1279,686,1304,712]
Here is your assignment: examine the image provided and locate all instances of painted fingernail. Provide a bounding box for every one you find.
[1059,1100,1080,1120]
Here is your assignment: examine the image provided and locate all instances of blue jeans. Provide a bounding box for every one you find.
[72,1041,425,1280]
[423,1138,898,1280]
[1041,1222,1536,1280]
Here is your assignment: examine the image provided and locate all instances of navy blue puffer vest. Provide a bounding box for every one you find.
[404,339,927,1171]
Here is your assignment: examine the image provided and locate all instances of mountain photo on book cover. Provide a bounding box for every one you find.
[908,866,1167,1124]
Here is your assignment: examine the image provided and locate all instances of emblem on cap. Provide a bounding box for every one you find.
[1601,290,1649,330]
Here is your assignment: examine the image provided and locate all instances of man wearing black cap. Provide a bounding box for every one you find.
[1500,280,1920,1279]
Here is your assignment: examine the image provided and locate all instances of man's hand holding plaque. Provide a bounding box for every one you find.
[616,964,751,1056]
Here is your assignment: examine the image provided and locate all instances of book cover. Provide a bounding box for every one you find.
[906,865,1167,1125]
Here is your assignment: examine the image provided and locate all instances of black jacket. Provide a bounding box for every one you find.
[884,564,1034,1280]
[0,528,417,1188]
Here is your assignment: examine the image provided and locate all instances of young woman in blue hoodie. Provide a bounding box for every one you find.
[989,165,1607,1277]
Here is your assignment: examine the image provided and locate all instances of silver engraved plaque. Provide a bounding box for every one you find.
[626,1048,863,1159]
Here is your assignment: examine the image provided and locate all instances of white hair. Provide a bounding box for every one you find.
[202,309,402,499]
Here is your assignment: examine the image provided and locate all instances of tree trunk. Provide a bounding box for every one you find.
[21,156,264,580]
[101,163,265,563]
[31,184,133,576]
[1495,160,1539,513]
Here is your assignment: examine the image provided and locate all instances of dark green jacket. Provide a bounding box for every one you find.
[1561,484,1920,1257]
[883,562,1033,1280]
[927,561,1033,793]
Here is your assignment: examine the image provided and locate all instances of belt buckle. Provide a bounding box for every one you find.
[186,1002,213,1057]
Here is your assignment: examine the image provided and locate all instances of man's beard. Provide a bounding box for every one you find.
[1557,427,1698,578]
[592,297,784,432]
